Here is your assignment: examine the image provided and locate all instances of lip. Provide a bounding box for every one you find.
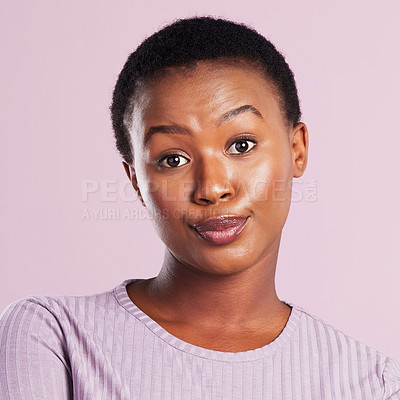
[191,215,249,245]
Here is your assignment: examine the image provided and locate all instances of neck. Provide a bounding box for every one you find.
[144,235,288,330]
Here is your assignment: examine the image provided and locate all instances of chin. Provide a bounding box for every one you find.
[186,251,260,277]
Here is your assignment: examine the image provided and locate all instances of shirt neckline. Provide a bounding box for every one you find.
[114,278,303,362]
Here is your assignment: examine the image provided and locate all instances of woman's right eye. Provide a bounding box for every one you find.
[158,154,190,168]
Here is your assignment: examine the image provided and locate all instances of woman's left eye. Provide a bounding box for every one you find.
[226,138,257,155]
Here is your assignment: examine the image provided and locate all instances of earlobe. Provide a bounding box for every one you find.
[122,161,146,207]
[122,161,131,181]
[291,123,309,178]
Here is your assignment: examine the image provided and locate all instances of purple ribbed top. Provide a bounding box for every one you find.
[1,278,399,399]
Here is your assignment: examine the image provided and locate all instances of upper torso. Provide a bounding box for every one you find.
[1,278,399,400]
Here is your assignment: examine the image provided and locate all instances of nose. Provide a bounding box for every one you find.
[192,158,235,205]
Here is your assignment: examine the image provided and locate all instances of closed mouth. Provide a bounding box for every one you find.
[191,215,249,245]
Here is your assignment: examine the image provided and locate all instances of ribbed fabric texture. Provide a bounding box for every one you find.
[1,278,399,399]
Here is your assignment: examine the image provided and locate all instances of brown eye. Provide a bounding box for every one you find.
[235,140,249,152]
[159,154,190,168]
[227,139,256,155]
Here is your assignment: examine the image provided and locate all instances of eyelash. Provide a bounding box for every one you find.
[157,152,190,169]
[157,134,258,168]
[226,134,257,155]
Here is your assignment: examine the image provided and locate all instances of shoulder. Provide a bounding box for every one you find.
[383,357,400,400]
[294,304,393,360]
[0,284,123,339]
[291,303,400,399]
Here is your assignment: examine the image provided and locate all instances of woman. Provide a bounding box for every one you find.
[1,16,399,399]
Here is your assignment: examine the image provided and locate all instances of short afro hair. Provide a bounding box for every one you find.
[111,16,301,164]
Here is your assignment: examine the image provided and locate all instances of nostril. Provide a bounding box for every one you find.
[199,198,212,204]
[192,179,234,204]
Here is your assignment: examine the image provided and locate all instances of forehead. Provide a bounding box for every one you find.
[129,61,286,140]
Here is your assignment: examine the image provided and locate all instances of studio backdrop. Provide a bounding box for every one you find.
[1,0,399,360]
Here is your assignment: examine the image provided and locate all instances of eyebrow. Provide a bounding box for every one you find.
[216,104,263,126]
[144,125,191,146]
[144,104,263,146]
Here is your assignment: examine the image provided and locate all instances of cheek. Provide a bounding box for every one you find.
[140,186,180,244]
[242,154,292,205]
[243,158,292,236]
[139,161,193,206]
[144,179,190,213]
[138,172,190,240]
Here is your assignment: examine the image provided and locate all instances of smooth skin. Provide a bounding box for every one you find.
[123,61,309,352]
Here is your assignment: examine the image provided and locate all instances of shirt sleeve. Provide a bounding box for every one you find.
[383,356,400,400]
[0,298,73,400]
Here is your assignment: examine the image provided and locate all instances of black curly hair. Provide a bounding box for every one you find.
[111,16,301,164]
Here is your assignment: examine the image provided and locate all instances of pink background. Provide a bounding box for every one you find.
[1,1,399,360]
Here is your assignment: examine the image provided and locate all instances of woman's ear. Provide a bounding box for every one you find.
[122,161,146,207]
[291,122,309,178]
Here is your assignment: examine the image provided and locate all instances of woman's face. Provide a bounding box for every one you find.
[127,61,307,275]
